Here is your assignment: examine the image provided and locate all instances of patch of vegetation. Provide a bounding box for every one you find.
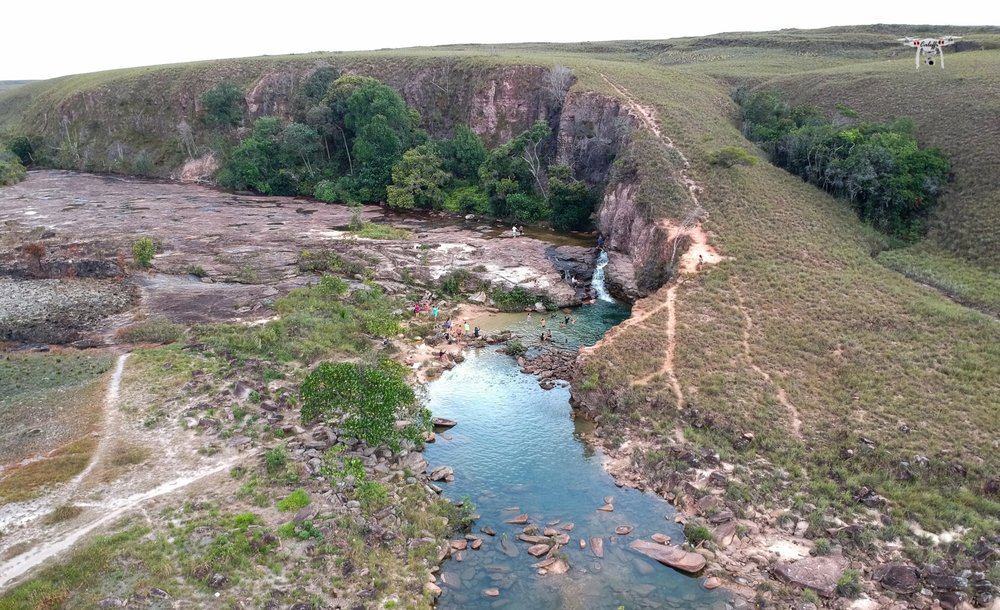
[132,237,156,268]
[683,522,713,546]
[353,222,413,240]
[738,89,950,240]
[300,359,424,450]
[836,568,862,598]
[0,436,96,502]
[116,319,184,344]
[708,146,758,168]
[489,286,537,312]
[0,148,26,185]
[41,504,84,525]
[276,488,310,512]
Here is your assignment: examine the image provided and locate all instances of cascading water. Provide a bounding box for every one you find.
[591,249,616,303]
[423,251,727,609]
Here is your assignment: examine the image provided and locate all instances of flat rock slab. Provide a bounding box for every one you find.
[772,555,849,598]
[628,540,706,574]
[505,514,529,525]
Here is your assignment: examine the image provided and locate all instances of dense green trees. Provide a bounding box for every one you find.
[201,81,245,128]
[215,74,597,229]
[739,89,950,239]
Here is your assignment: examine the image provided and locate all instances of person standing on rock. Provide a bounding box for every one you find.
[432,306,439,322]
[474,325,480,338]
[463,320,470,337]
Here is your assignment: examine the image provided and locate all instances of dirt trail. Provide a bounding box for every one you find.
[593,75,722,403]
[0,353,243,590]
[734,288,803,439]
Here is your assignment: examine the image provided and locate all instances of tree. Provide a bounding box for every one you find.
[280,122,322,177]
[549,166,597,231]
[300,361,416,450]
[353,115,403,202]
[0,150,26,186]
[386,144,449,209]
[440,126,486,182]
[510,120,552,200]
[200,81,244,128]
[507,192,549,224]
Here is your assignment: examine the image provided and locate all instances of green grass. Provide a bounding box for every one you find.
[354,222,414,241]
[276,488,310,512]
[116,318,185,344]
[0,436,96,503]
[878,245,1000,316]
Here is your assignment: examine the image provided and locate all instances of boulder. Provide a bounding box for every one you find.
[875,563,920,595]
[615,526,634,536]
[428,466,454,481]
[628,540,707,574]
[772,555,849,598]
[704,577,723,590]
[482,587,499,597]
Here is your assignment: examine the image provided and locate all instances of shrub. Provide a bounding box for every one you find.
[507,339,527,357]
[813,537,832,556]
[683,522,713,546]
[132,237,156,268]
[490,286,537,312]
[0,151,27,186]
[264,445,287,474]
[300,360,416,450]
[708,146,758,167]
[276,488,310,512]
[439,269,472,295]
[442,185,489,215]
[356,480,389,513]
[837,568,862,598]
[201,81,244,128]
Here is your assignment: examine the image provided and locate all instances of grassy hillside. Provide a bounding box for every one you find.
[579,58,1000,541]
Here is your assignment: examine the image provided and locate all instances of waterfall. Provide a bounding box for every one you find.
[591,250,616,303]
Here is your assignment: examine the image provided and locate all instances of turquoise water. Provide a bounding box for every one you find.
[424,260,727,609]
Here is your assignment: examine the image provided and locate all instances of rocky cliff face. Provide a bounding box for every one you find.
[556,91,626,188]
[596,179,667,301]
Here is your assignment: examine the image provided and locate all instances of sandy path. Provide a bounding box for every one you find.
[734,288,803,439]
[0,353,244,591]
[592,75,722,402]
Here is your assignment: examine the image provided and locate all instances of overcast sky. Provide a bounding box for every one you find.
[3,1,997,80]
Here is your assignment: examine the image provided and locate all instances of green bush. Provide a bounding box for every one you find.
[300,360,416,449]
[439,269,472,295]
[490,286,536,312]
[276,488,310,512]
[708,146,758,168]
[507,340,527,357]
[0,150,27,186]
[443,185,489,214]
[356,480,389,513]
[837,568,862,598]
[813,537,832,555]
[201,81,245,128]
[264,445,287,474]
[132,237,156,268]
[683,522,713,546]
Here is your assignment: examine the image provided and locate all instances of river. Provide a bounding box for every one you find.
[423,252,726,609]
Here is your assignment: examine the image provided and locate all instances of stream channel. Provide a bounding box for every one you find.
[424,253,726,609]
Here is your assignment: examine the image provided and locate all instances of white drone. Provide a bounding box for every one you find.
[897,36,962,69]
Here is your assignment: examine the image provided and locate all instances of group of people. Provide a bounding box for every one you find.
[413,302,439,319]
[511,225,524,237]
[443,317,479,344]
